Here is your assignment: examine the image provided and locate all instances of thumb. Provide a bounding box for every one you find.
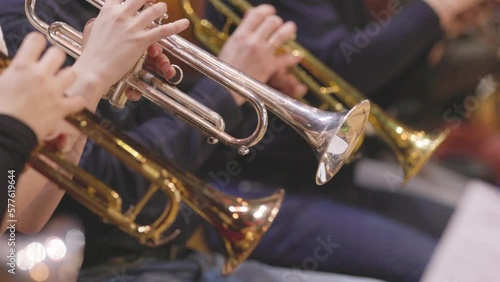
[82,18,96,47]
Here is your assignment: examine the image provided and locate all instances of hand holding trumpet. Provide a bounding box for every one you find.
[0,33,83,141]
[219,4,307,105]
[40,0,190,148]
[425,0,499,34]
[6,0,190,234]
[72,0,189,106]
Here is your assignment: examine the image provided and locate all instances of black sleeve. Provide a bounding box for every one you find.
[0,115,38,223]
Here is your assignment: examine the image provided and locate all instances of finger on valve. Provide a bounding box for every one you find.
[126,88,143,101]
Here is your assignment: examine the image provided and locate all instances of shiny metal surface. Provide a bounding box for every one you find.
[28,109,284,275]
[26,0,268,156]
[0,52,10,74]
[20,1,286,274]
[190,0,450,184]
[26,0,370,185]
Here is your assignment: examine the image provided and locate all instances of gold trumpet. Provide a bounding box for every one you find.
[0,52,8,71]
[182,0,451,184]
[26,0,371,186]
[0,52,283,276]
[473,74,500,133]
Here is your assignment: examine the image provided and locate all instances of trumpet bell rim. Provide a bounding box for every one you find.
[401,128,451,185]
[316,100,371,185]
[221,188,285,275]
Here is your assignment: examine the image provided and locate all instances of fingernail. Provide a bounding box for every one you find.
[180,18,189,26]
[152,47,160,57]
[85,18,95,28]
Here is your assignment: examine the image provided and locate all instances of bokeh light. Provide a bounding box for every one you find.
[45,237,67,261]
[25,242,46,264]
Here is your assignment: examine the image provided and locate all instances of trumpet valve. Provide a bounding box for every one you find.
[108,54,147,108]
[108,80,129,109]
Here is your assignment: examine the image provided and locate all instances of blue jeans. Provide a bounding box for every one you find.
[206,181,437,282]
[78,253,384,282]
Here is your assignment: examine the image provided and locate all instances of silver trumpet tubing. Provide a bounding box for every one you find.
[25,0,371,185]
[26,0,267,156]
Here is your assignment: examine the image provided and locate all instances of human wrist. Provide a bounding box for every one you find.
[423,0,462,30]
[68,62,108,110]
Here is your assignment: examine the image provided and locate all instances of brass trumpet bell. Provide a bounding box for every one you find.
[383,124,450,184]
[2,31,284,275]
[26,0,371,185]
[29,109,285,275]
[186,0,450,184]
[198,187,284,275]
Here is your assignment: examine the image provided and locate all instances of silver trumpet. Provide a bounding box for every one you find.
[25,0,371,185]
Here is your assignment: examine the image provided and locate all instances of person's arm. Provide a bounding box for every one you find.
[84,4,304,173]
[0,0,223,232]
[209,0,485,96]
[227,0,443,95]
[7,2,304,233]
[4,0,190,233]
[0,32,84,230]
[0,116,38,223]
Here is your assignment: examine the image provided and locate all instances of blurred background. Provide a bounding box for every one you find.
[1,1,498,281]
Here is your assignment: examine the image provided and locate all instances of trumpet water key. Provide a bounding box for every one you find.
[26,0,371,185]
[185,0,451,184]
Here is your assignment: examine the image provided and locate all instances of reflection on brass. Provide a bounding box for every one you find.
[25,0,371,185]
[28,110,285,276]
[183,0,450,184]
[0,52,11,74]
[2,33,282,275]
